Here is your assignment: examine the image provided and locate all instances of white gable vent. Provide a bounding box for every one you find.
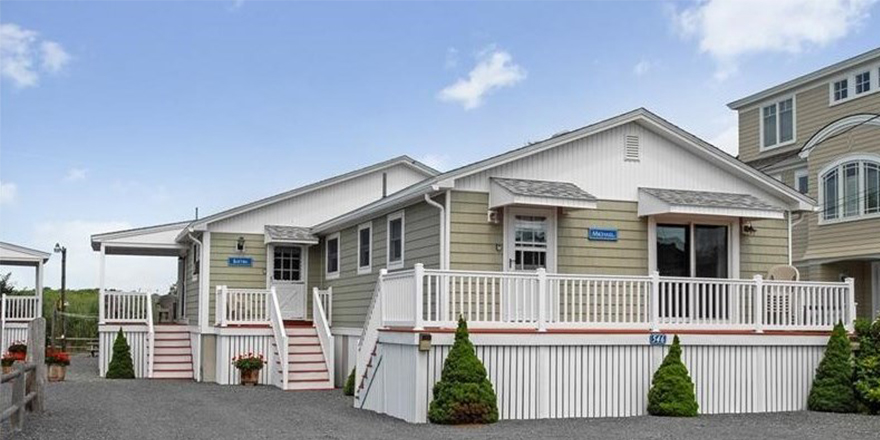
[624,134,640,162]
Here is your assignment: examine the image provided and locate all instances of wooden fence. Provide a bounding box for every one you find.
[0,317,46,434]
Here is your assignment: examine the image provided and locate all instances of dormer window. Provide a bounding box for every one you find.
[833,79,848,101]
[760,97,794,150]
[856,71,872,94]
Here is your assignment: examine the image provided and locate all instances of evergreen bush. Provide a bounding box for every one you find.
[647,335,699,417]
[106,329,135,379]
[808,322,855,412]
[343,368,355,396]
[428,317,498,424]
[854,318,880,414]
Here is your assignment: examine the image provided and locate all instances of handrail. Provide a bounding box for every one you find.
[356,269,385,398]
[145,293,155,379]
[267,286,289,389]
[312,287,334,387]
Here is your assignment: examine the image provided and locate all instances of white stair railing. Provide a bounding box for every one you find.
[355,269,385,398]
[267,286,289,389]
[312,287,334,387]
[146,294,155,379]
[216,287,271,326]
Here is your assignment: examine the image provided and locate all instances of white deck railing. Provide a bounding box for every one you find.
[215,287,271,326]
[378,264,856,333]
[313,287,334,386]
[101,291,151,323]
[316,287,332,324]
[1,296,41,322]
[267,287,289,389]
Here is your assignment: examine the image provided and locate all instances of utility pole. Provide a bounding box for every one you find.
[54,244,67,351]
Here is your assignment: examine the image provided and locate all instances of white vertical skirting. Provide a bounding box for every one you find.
[216,334,274,385]
[2,324,29,353]
[366,339,829,423]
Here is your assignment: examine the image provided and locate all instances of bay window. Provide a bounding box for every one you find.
[821,157,880,222]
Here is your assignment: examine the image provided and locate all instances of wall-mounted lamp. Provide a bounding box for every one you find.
[236,236,246,253]
[742,222,757,236]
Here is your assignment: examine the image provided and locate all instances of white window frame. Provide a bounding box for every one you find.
[759,95,796,151]
[818,154,880,225]
[855,70,872,95]
[828,62,880,106]
[357,222,372,275]
[191,242,200,281]
[386,210,405,270]
[325,232,341,280]
[794,168,809,195]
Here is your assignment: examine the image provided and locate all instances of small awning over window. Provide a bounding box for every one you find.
[264,225,319,245]
[638,187,785,219]
[489,177,598,210]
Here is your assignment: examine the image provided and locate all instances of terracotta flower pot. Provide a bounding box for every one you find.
[11,352,26,362]
[48,364,67,382]
[240,368,260,386]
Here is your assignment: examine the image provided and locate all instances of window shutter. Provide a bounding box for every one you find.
[624,135,640,162]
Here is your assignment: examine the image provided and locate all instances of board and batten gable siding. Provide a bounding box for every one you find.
[453,121,789,207]
[322,197,443,329]
[208,233,267,325]
[209,164,430,235]
[738,70,880,164]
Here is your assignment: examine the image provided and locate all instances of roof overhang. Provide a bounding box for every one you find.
[638,188,786,220]
[488,178,597,210]
[0,242,50,267]
[91,221,190,257]
[264,226,319,245]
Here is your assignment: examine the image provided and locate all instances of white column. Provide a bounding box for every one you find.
[35,262,43,316]
[650,271,660,333]
[537,268,547,332]
[98,244,106,324]
[754,274,764,333]
[413,263,424,330]
[845,277,856,332]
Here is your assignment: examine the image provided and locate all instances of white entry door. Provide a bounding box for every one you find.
[270,245,306,320]
[504,207,556,272]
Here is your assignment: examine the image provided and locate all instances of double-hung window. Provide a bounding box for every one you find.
[357,222,372,275]
[387,211,404,270]
[821,157,880,223]
[761,97,794,149]
[795,169,809,195]
[325,232,340,279]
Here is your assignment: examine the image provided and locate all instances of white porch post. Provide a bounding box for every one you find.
[537,268,547,332]
[754,274,764,333]
[413,263,424,330]
[98,244,106,324]
[845,277,856,332]
[650,271,660,333]
[35,261,44,316]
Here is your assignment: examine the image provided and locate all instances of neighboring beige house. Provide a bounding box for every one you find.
[728,47,880,320]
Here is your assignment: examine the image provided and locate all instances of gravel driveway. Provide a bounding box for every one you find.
[3,354,879,439]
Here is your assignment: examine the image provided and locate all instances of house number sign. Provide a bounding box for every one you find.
[649,334,668,346]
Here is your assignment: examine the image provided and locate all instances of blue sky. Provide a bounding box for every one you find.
[1,0,879,291]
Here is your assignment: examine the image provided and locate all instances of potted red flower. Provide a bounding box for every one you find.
[46,350,71,382]
[7,342,26,361]
[2,352,16,375]
[232,352,264,386]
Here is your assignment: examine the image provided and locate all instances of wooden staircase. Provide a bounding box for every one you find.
[151,325,193,380]
[273,324,334,390]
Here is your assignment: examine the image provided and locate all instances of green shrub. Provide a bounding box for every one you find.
[106,329,135,379]
[854,317,880,414]
[428,317,498,424]
[343,368,355,396]
[808,322,856,413]
[648,335,699,417]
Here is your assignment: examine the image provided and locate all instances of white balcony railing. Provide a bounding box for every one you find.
[215,287,271,326]
[1,296,41,322]
[101,291,151,323]
[378,264,856,333]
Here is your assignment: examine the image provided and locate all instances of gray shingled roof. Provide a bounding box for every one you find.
[492,177,597,201]
[641,188,783,211]
[264,225,318,243]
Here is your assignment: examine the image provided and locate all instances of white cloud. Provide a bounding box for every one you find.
[0,181,17,205]
[438,47,526,110]
[673,0,878,80]
[0,23,71,88]
[64,168,88,182]
[709,121,739,155]
[26,220,178,292]
[417,154,451,172]
[633,59,653,76]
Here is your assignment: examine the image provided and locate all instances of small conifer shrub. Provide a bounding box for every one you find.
[808,322,855,413]
[647,335,699,417]
[343,368,356,396]
[428,317,498,424]
[106,329,136,379]
[854,318,880,414]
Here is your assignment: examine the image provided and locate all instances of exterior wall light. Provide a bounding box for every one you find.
[236,236,246,253]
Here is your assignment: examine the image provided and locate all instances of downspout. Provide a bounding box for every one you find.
[787,211,793,266]
[424,193,446,270]
[186,230,204,382]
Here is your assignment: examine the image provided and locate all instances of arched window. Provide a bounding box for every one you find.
[820,156,880,223]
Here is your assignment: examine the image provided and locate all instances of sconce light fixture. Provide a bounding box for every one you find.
[236,236,246,253]
[742,222,757,236]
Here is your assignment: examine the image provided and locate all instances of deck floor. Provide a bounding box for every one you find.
[3,354,879,440]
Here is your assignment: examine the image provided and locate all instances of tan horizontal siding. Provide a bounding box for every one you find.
[740,217,789,279]
[450,191,503,271]
[185,255,199,327]
[208,233,267,325]
[558,201,648,276]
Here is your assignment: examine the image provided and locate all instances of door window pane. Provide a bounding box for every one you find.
[656,225,689,277]
[513,215,547,271]
[274,246,301,281]
[695,226,728,278]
